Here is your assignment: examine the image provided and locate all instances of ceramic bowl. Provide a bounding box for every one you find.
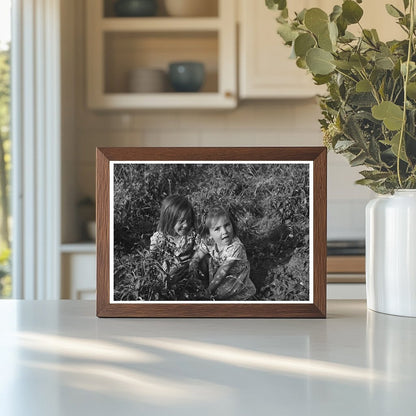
[168,62,205,92]
[128,68,167,93]
[114,0,158,17]
[164,0,217,17]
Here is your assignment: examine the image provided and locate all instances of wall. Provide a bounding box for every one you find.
[61,0,374,243]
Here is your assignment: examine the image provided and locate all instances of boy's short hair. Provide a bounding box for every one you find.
[158,195,195,235]
[201,206,237,239]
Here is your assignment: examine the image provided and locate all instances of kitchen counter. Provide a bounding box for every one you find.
[0,300,415,415]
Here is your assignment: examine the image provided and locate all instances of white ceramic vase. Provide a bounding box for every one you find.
[366,190,416,317]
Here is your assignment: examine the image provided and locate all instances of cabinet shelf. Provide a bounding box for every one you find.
[91,92,235,110]
[101,17,221,32]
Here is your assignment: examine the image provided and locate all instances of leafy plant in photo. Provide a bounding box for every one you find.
[114,248,209,301]
[267,0,416,193]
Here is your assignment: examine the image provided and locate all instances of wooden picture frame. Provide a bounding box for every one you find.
[96,147,327,318]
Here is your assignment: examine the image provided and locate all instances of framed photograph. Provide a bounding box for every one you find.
[96,147,327,318]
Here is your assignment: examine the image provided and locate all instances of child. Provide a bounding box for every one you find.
[149,195,198,284]
[190,206,256,300]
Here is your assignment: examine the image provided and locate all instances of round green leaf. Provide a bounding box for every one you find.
[350,54,368,70]
[336,15,348,36]
[296,8,307,23]
[277,23,298,43]
[371,101,404,131]
[330,5,342,22]
[317,22,338,52]
[389,132,408,162]
[266,0,287,11]
[306,48,335,75]
[342,0,363,24]
[294,33,316,58]
[385,4,403,18]
[356,80,372,92]
[328,21,338,43]
[407,82,416,99]
[304,8,328,35]
[296,57,308,69]
[313,74,332,85]
[318,28,334,52]
[333,60,353,70]
[375,56,395,70]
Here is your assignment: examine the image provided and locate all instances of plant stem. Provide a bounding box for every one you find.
[334,68,358,84]
[397,0,415,188]
[358,69,381,104]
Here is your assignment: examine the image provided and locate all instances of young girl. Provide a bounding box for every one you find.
[149,195,198,284]
[190,206,256,300]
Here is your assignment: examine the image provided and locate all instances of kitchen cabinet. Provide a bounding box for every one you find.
[86,0,237,109]
[327,256,366,299]
[61,244,96,300]
[238,0,326,99]
[238,0,404,99]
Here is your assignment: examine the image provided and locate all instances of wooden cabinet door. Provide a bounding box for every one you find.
[239,0,326,99]
[238,0,403,99]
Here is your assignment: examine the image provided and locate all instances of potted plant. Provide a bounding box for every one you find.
[266,0,416,316]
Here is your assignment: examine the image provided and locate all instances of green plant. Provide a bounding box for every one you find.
[267,0,416,193]
[0,247,11,298]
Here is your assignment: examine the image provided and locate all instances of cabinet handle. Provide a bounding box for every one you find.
[225,91,234,99]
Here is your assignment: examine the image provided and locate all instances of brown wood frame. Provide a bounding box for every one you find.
[96,147,327,318]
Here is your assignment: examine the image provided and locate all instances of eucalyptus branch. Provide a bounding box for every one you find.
[393,85,404,103]
[334,68,358,84]
[358,69,381,104]
[390,79,398,101]
[267,0,416,193]
[398,24,410,35]
[397,0,415,188]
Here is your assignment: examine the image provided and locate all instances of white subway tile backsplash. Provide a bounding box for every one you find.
[178,111,227,130]
[199,129,257,146]
[142,130,200,147]
[75,111,134,131]
[327,152,375,200]
[327,199,369,240]
[251,102,296,130]
[258,130,322,146]
[293,98,322,129]
[132,111,180,130]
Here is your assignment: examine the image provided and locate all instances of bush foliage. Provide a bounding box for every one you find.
[113,163,310,301]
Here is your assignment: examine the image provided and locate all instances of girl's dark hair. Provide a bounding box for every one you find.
[158,195,195,235]
[200,206,237,239]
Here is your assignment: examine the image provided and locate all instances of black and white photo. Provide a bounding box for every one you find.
[110,161,312,303]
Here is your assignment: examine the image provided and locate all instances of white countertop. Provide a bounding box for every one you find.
[0,300,415,415]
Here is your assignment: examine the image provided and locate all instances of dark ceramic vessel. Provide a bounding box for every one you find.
[168,62,205,92]
[114,0,157,17]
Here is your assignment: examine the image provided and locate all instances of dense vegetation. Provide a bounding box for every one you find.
[0,44,11,298]
[113,163,310,301]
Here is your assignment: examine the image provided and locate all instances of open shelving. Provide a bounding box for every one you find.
[86,0,237,109]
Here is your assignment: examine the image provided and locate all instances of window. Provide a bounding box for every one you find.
[0,0,11,298]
